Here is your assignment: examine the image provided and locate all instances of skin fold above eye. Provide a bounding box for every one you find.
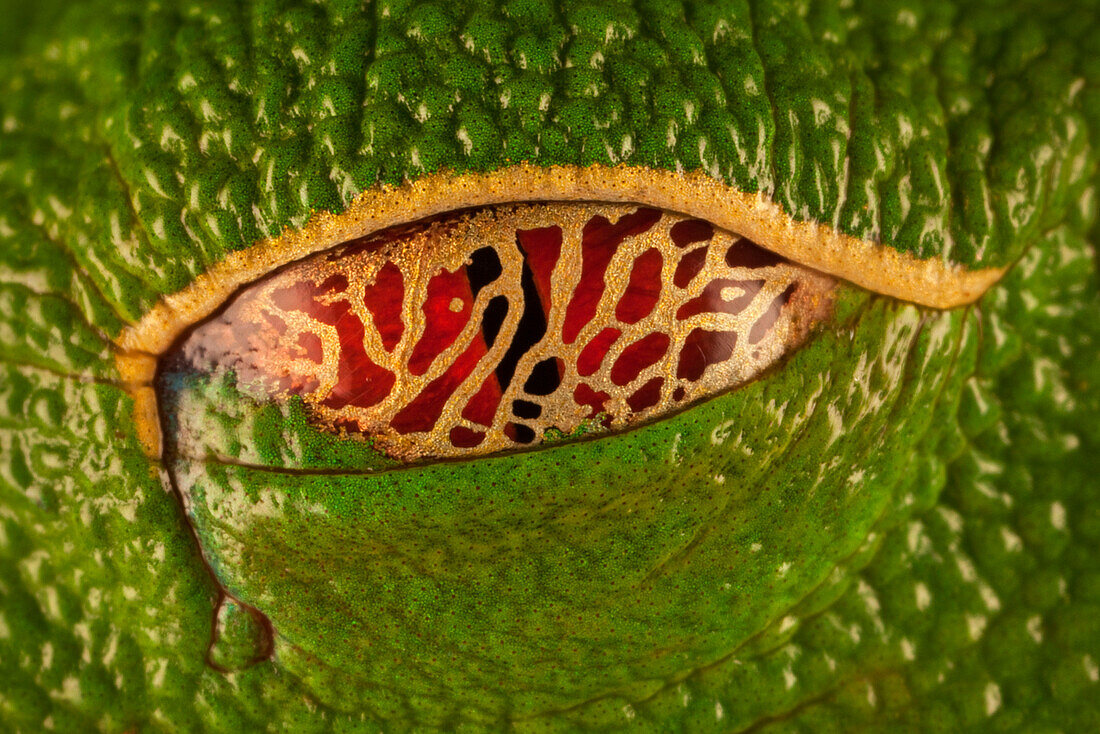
[160,203,835,464]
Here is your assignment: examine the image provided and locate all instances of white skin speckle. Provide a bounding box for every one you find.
[984,682,1002,716]
[897,8,919,27]
[1084,655,1099,682]
[290,46,310,65]
[60,676,81,703]
[712,18,730,42]
[907,521,928,554]
[901,638,915,661]
[858,580,881,616]
[1027,615,1044,643]
[143,169,169,197]
[1002,527,1024,552]
[915,582,931,611]
[980,584,1001,612]
[457,128,473,156]
[825,404,844,446]
[937,506,964,533]
[46,196,71,220]
[708,420,736,445]
[101,635,118,667]
[1051,501,1067,530]
[669,433,683,465]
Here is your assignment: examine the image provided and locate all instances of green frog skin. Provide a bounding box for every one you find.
[0,1,1098,731]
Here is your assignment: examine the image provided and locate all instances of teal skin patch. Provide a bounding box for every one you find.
[0,1,1098,732]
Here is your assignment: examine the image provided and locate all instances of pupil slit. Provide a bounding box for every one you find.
[470,247,508,351]
[487,238,551,392]
[480,296,509,350]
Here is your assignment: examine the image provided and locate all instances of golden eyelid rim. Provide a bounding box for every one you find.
[114,163,1004,457]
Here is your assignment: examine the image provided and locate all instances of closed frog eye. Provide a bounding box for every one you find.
[157,203,835,466]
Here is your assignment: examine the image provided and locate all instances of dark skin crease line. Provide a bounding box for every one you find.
[154,345,277,667]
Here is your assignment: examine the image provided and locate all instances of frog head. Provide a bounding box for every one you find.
[1,1,1098,731]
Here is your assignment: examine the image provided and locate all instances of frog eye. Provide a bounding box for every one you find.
[157,203,834,464]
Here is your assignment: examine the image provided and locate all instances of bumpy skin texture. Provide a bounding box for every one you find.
[0,1,1098,732]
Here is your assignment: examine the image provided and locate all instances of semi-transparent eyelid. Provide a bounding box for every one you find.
[160,202,836,465]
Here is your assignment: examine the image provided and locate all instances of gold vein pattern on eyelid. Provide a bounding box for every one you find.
[115,164,1003,457]
[169,204,835,462]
